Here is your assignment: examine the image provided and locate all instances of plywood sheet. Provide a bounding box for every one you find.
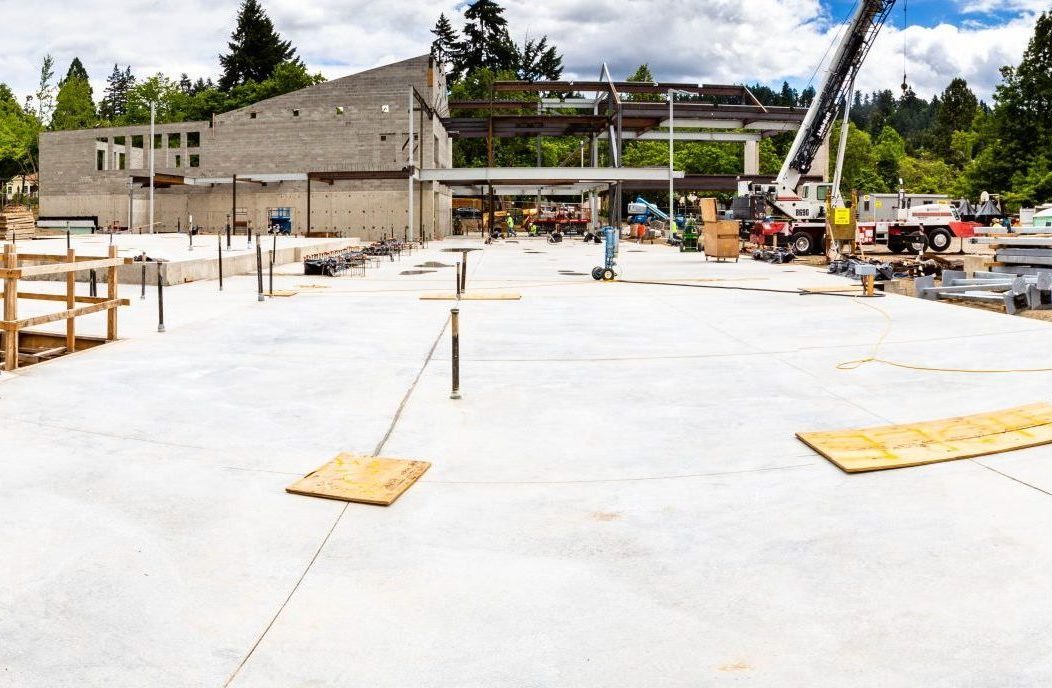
[797,402,1052,473]
[287,453,431,505]
[266,290,298,297]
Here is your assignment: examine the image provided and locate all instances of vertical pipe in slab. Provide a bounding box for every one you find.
[408,87,415,244]
[217,233,224,291]
[256,237,264,302]
[156,265,165,333]
[450,308,461,400]
[149,101,155,234]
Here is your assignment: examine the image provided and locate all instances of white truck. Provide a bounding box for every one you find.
[854,190,975,253]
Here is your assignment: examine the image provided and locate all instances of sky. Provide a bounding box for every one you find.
[0,0,1045,109]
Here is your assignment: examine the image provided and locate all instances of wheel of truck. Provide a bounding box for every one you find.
[927,227,953,253]
[887,239,907,254]
[789,231,814,255]
[906,233,929,253]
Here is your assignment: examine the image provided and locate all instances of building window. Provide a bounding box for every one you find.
[187,132,200,147]
[250,112,257,119]
[335,106,344,115]
[380,135,388,141]
[168,133,181,148]
[175,154,182,168]
[292,109,300,117]
[96,150,105,171]
[114,135,126,146]
[116,152,126,170]
[189,154,200,168]
[154,134,163,149]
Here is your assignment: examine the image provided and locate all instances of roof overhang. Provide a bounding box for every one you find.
[417,167,684,186]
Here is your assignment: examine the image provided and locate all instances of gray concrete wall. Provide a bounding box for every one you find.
[38,55,452,240]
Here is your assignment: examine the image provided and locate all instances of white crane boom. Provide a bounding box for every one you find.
[777,0,897,192]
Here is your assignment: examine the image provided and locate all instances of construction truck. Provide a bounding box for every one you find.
[855,188,978,253]
[523,203,591,235]
[733,0,898,255]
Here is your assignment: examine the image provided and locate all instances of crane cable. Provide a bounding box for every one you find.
[901,0,909,93]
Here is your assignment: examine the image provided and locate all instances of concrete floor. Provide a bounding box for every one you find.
[4,238,1052,686]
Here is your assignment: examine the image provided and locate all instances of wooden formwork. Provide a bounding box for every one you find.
[0,244,132,371]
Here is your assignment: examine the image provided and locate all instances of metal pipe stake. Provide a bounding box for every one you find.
[450,308,461,400]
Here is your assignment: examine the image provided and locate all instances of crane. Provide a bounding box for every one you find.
[737,0,897,254]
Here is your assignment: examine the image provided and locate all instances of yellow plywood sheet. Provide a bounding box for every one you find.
[266,290,298,297]
[798,403,1052,473]
[419,293,521,300]
[286,453,431,505]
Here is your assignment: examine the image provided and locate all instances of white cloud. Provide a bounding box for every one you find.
[0,0,1038,110]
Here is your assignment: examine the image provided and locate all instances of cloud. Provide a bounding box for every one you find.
[0,0,1037,110]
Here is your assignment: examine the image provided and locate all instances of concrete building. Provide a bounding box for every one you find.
[38,55,452,240]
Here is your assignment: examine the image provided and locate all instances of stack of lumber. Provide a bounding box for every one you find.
[0,205,36,240]
[972,227,1052,276]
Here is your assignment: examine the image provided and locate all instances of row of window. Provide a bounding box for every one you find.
[95,132,201,171]
[97,132,201,149]
[96,149,199,171]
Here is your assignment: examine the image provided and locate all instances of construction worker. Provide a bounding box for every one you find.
[506,213,516,237]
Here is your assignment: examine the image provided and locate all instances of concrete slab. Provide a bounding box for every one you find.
[5,238,1052,686]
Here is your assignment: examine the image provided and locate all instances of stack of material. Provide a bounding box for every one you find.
[700,198,740,262]
[915,270,1034,315]
[971,227,1052,275]
[0,205,36,240]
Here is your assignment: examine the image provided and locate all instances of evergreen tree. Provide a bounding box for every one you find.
[516,35,562,82]
[99,65,134,122]
[52,76,96,130]
[218,0,299,91]
[625,65,662,102]
[460,0,518,74]
[931,78,978,157]
[63,57,89,85]
[430,13,463,79]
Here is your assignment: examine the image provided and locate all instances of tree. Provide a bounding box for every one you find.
[100,65,135,122]
[430,13,462,79]
[829,121,879,192]
[931,78,978,157]
[460,0,518,74]
[218,0,299,91]
[28,54,56,127]
[624,65,662,102]
[0,84,42,177]
[516,35,562,82]
[63,57,89,85]
[873,126,905,190]
[52,76,96,130]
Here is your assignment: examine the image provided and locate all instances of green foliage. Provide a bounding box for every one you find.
[219,0,299,91]
[0,83,42,177]
[117,61,324,125]
[460,0,518,76]
[52,76,96,130]
[898,155,956,194]
[100,65,134,122]
[433,2,562,83]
